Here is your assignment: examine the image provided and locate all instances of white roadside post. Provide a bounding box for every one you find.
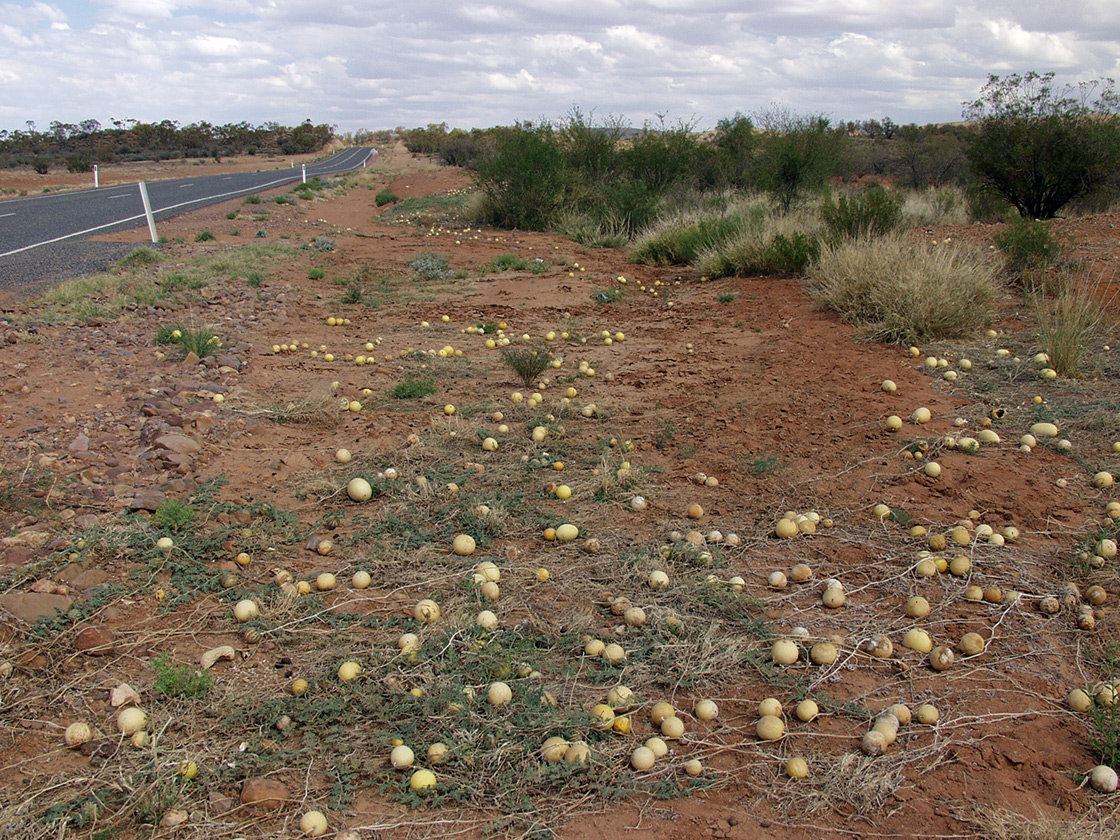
[94,165,99,188]
[301,164,307,184]
[138,182,158,243]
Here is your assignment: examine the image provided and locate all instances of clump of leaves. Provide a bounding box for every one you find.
[151,653,213,699]
[376,190,399,206]
[151,498,196,532]
[390,378,436,399]
[195,231,216,242]
[502,346,553,387]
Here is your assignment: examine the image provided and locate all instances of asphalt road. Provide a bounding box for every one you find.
[0,146,375,262]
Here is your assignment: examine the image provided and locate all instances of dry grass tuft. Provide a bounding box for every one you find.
[1036,271,1115,377]
[807,233,1003,343]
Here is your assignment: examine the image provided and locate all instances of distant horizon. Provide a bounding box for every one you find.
[2,1,1117,136]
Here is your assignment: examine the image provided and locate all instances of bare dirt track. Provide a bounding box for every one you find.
[2,142,1120,840]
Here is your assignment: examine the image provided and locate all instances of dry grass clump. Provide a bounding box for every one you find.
[696,210,822,279]
[901,185,971,227]
[1036,271,1114,377]
[629,198,766,266]
[977,806,1120,840]
[806,234,1003,343]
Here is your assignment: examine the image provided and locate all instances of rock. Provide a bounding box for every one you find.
[110,683,141,707]
[68,434,90,453]
[3,547,33,566]
[129,488,166,512]
[208,791,235,814]
[154,434,202,455]
[183,351,201,366]
[0,592,74,623]
[66,569,111,591]
[240,777,290,808]
[160,810,188,828]
[74,626,115,656]
[280,452,313,470]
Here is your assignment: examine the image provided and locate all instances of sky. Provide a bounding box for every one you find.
[1,0,1118,135]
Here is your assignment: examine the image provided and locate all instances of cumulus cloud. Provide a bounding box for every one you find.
[0,0,1117,133]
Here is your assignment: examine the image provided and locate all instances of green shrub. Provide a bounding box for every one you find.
[806,234,1002,343]
[195,231,216,242]
[501,346,553,387]
[993,216,1061,276]
[308,267,325,280]
[152,653,213,699]
[375,190,399,206]
[408,250,451,280]
[474,125,566,230]
[243,195,261,205]
[751,107,847,211]
[115,248,161,271]
[820,185,904,243]
[151,498,196,532]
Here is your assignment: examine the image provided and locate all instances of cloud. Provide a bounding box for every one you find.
[0,0,1117,134]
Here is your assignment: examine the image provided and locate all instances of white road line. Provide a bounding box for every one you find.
[0,213,14,219]
[178,183,194,188]
[107,194,129,200]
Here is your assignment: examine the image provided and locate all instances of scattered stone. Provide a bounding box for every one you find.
[110,683,141,707]
[129,488,166,512]
[208,791,235,814]
[154,434,202,455]
[74,626,115,656]
[0,592,74,623]
[240,777,290,808]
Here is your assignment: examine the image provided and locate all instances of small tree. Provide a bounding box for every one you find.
[752,106,846,211]
[963,72,1120,219]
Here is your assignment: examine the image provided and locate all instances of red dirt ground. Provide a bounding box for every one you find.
[2,142,1120,839]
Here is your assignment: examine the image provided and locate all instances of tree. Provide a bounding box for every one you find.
[963,71,1120,219]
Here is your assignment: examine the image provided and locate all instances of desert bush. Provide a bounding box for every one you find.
[697,212,821,278]
[408,249,451,280]
[806,234,1002,342]
[501,345,553,387]
[963,72,1120,219]
[474,124,566,230]
[820,184,904,243]
[375,189,399,206]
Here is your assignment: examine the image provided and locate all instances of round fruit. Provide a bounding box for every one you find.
[488,681,513,706]
[390,745,415,770]
[631,746,656,770]
[756,714,785,741]
[117,707,148,735]
[410,769,437,791]
[233,599,259,623]
[347,478,372,502]
[786,757,809,778]
[338,661,362,682]
[300,810,329,837]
